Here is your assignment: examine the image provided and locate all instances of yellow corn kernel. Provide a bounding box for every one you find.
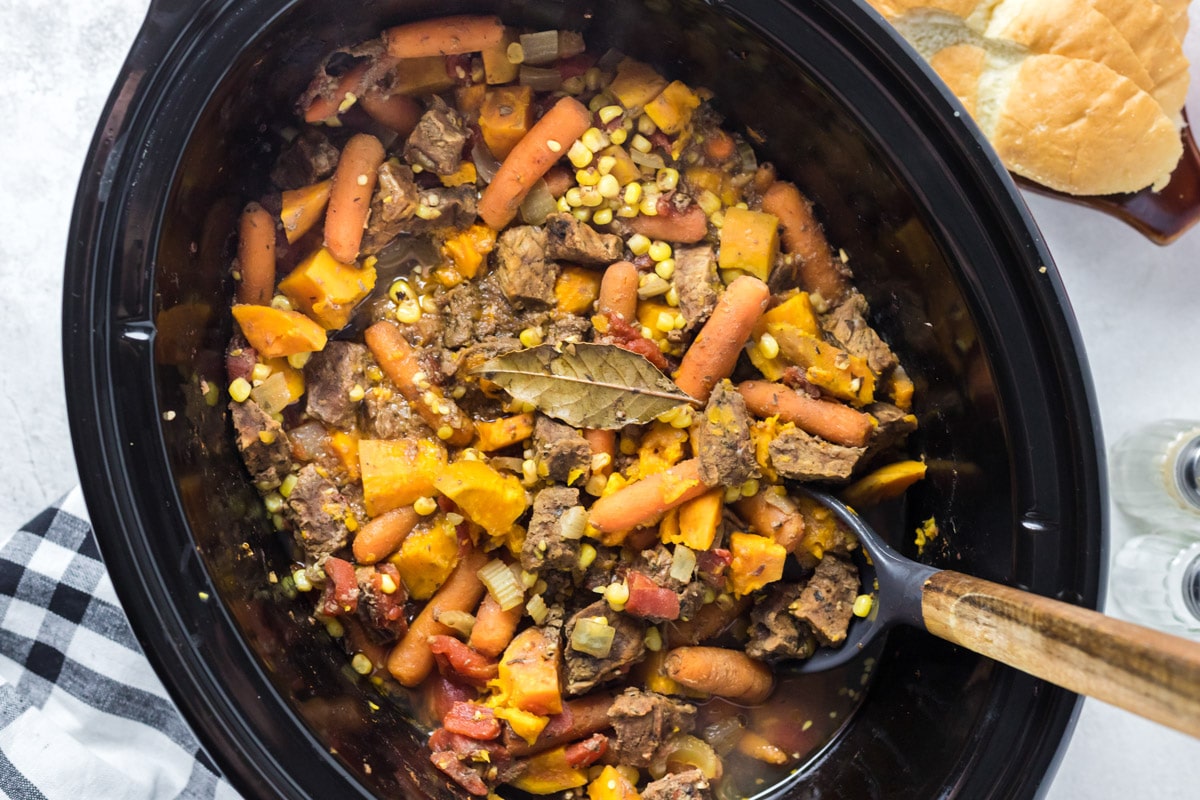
[648,241,672,262]
[665,286,680,307]
[655,311,676,333]
[605,581,629,610]
[697,189,722,216]
[379,573,398,594]
[572,207,593,223]
[610,127,628,145]
[581,127,610,152]
[596,155,617,175]
[395,299,421,324]
[292,569,313,592]
[598,105,623,124]
[758,332,780,360]
[637,114,657,136]
[519,327,544,348]
[592,207,614,226]
[655,167,679,192]
[414,496,438,515]
[597,174,621,199]
[279,473,298,498]
[565,187,584,207]
[616,203,638,218]
[639,196,659,216]
[627,234,651,255]
[654,258,675,280]
[643,626,663,652]
[853,594,874,617]
[579,543,598,569]
[287,351,311,369]
[352,653,372,675]
[580,186,604,208]
[630,133,652,153]
[269,295,292,312]
[623,182,643,206]
[568,140,593,169]
[229,378,252,403]
[576,168,600,186]
[557,195,571,213]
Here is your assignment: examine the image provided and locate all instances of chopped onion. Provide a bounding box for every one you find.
[478,558,525,611]
[737,139,758,174]
[519,178,558,225]
[702,717,746,757]
[630,148,665,170]
[519,30,561,65]
[433,609,476,637]
[670,545,697,583]
[250,371,292,415]
[570,616,616,658]
[559,505,588,540]
[520,65,563,92]
[471,141,501,184]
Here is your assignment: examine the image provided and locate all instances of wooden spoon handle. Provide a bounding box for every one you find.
[922,570,1200,738]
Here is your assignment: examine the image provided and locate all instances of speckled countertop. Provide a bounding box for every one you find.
[1,0,1198,797]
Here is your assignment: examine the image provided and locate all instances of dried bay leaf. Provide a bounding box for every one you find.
[475,342,698,429]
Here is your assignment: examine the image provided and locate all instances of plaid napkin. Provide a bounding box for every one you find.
[0,489,240,800]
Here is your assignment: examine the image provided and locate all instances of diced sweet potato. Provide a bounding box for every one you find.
[718,207,779,282]
[433,460,528,538]
[586,765,640,800]
[510,747,588,795]
[280,180,331,244]
[660,487,722,550]
[841,460,927,508]
[480,84,534,160]
[609,58,668,109]
[728,531,787,597]
[441,224,497,280]
[473,413,535,452]
[391,56,457,95]
[278,247,377,330]
[555,267,603,315]
[391,516,460,600]
[231,304,328,358]
[498,626,563,716]
[769,325,875,406]
[359,438,447,516]
[644,80,701,134]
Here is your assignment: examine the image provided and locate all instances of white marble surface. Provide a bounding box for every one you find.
[1,0,1198,797]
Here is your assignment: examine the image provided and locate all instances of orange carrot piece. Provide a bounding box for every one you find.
[629,205,708,243]
[761,181,848,303]
[469,593,524,658]
[506,693,616,756]
[583,428,615,468]
[236,202,276,305]
[703,129,736,162]
[478,96,593,229]
[303,62,370,123]
[384,15,506,58]
[666,595,751,647]
[388,546,489,687]
[734,488,805,554]
[324,133,386,264]
[359,89,423,135]
[588,459,711,541]
[352,505,421,564]
[737,380,873,448]
[597,260,639,323]
[364,321,475,446]
[674,275,770,402]
[663,646,774,704]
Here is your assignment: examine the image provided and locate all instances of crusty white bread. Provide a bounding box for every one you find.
[867,0,1190,194]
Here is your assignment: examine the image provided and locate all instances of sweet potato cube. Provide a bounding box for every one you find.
[555,267,603,314]
[278,247,377,330]
[644,80,701,135]
[391,516,459,600]
[609,58,669,109]
[481,28,519,85]
[473,413,535,452]
[498,626,563,716]
[280,180,331,244]
[842,460,927,508]
[661,488,722,550]
[480,84,534,160]
[358,438,447,516]
[718,207,779,281]
[509,747,587,795]
[391,56,456,95]
[728,531,787,597]
[231,304,327,358]
[433,460,528,537]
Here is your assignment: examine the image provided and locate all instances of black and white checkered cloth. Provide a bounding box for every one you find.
[0,489,240,799]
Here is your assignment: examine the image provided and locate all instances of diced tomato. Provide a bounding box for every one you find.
[443,701,502,741]
[429,634,500,686]
[431,750,489,796]
[319,557,359,616]
[426,675,477,723]
[623,571,681,621]
[563,733,608,768]
[605,314,670,370]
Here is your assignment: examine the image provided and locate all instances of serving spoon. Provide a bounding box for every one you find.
[791,486,1200,739]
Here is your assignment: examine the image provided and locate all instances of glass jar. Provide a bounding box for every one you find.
[1110,529,1200,638]
[1110,419,1200,526]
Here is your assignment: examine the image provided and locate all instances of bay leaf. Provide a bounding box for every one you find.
[475,342,698,429]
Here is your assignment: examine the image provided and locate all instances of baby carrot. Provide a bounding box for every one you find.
[734,488,805,554]
[468,593,524,658]
[303,62,370,124]
[663,646,774,704]
[236,202,276,305]
[359,89,423,136]
[352,505,420,564]
[505,692,616,756]
[674,275,771,402]
[588,458,711,541]
[478,96,593,229]
[628,204,708,243]
[364,321,475,446]
[384,15,507,58]
[666,596,751,647]
[324,133,386,264]
[597,260,639,323]
[737,380,874,448]
[388,546,489,687]
[761,181,848,303]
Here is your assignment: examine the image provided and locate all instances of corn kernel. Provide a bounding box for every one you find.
[853,594,874,617]
[581,127,610,153]
[507,42,525,63]
[568,140,593,168]
[605,581,629,610]
[557,195,571,213]
[588,92,612,113]
[598,105,624,124]
[592,207,614,226]
[348,384,365,403]
[697,189,722,216]
[655,167,679,192]
[673,312,687,330]
[565,187,584,207]
[758,332,780,360]
[616,204,638,218]
[522,459,539,484]
[610,127,628,145]
[251,363,272,383]
[669,405,694,429]
[648,241,672,263]
[580,186,604,208]
[436,425,454,440]
[287,351,311,369]
[655,311,676,333]
[654,258,675,280]
[639,196,659,216]
[519,327,544,348]
[619,436,638,456]
[576,168,600,186]
[724,485,742,503]
[414,496,438,515]
[597,174,621,199]
[352,653,373,675]
[546,139,562,153]
[366,365,383,383]
[643,626,663,652]
[627,233,651,255]
[637,114,657,136]
[710,210,725,228]
[596,155,617,175]
[229,377,252,403]
[280,473,298,498]
[323,617,344,638]
[734,201,749,210]
[270,295,292,311]
[584,473,608,497]
[584,67,603,92]
[572,207,593,222]
[263,492,284,514]
[630,133,652,153]
[293,569,313,592]
[578,543,598,569]
[741,479,760,497]
[637,274,670,299]
[623,182,643,205]
[563,75,585,95]
[395,299,422,324]
[379,573,398,594]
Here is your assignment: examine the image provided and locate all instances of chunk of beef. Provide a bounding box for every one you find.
[544,213,623,265]
[673,245,719,331]
[451,334,523,381]
[362,161,419,255]
[564,600,646,695]
[304,341,368,428]
[404,97,467,175]
[769,427,865,482]
[791,554,859,646]
[362,377,431,440]
[534,415,592,485]
[495,226,556,308]
[642,769,713,800]
[286,464,352,562]
[522,487,583,573]
[747,583,816,660]
[863,401,918,463]
[443,283,482,348]
[271,128,340,190]
[443,275,545,352]
[400,185,478,235]
[356,563,408,642]
[546,313,590,346]
[607,688,696,767]
[695,380,756,486]
[821,290,898,375]
[230,399,291,489]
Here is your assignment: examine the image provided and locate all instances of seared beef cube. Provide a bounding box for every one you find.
[695,380,756,486]
[522,487,583,572]
[534,415,591,485]
[230,399,291,489]
[769,427,865,482]
[362,378,431,440]
[443,284,481,348]
[642,769,713,800]
[400,185,478,235]
[544,213,623,265]
[286,464,353,562]
[356,564,408,641]
[495,226,556,308]
[304,341,368,428]
[608,688,696,767]
[821,290,898,375]
[564,600,646,695]
[404,98,467,175]
[271,128,340,189]
[362,162,418,254]
[791,554,859,646]
[863,402,918,463]
[673,245,719,331]
[634,544,683,590]
[453,335,523,381]
[546,313,590,345]
[747,583,817,660]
